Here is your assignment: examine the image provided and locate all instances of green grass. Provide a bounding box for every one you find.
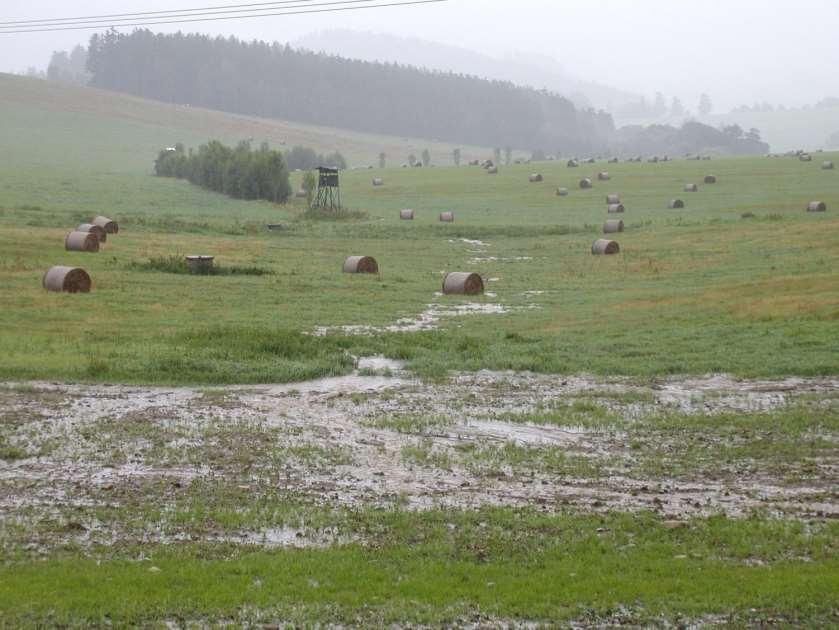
[1,510,836,626]
[1,76,838,383]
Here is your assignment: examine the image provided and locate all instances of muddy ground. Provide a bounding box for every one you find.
[1,362,837,551]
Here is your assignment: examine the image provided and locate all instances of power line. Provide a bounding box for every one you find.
[0,0,364,26]
[0,1,390,30]
[0,0,449,34]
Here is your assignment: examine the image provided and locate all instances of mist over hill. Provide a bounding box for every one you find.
[294,29,641,112]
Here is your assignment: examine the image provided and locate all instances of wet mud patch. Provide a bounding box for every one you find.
[0,372,837,552]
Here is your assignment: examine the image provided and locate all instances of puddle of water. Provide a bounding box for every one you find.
[312,303,509,336]
[469,256,533,264]
[357,356,405,371]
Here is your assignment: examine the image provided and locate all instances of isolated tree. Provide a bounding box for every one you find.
[493,147,501,165]
[408,153,417,167]
[301,169,317,207]
[670,97,685,117]
[699,93,713,116]
[378,152,386,169]
[421,149,431,167]
[452,147,461,166]
[504,146,512,165]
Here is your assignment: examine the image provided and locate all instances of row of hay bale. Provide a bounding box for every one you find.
[45,216,119,293]
[342,255,483,295]
[398,210,455,222]
[596,191,622,255]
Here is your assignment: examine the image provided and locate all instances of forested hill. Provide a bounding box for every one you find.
[85,30,614,155]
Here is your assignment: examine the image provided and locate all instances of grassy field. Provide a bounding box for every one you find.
[0,75,838,626]
[0,74,837,384]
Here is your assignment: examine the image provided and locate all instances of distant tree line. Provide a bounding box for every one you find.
[610,121,768,157]
[154,141,291,203]
[85,29,614,154]
[285,145,347,171]
[47,46,90,85]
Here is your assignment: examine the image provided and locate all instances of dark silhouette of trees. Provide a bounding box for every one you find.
[154,141,291,203]
[86,29,612,154]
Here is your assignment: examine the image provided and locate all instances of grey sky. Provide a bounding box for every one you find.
[2,0,838,111]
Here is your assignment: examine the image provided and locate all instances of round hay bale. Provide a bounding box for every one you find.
[799,154,812,162]
[487,166,499,174]
[65,231,99,252]
[76,223,106,243]
[597,172,610,181]
[400,209,415,220]
[556,187,569,197]
[603,219,624,234]
[668,199,685,209]
[591,239,620,255]
[442,272,484,295]
[606,194,621,204]
[528,173,543,183]
[607,203,625,214]
[822,161,834,170]
[704,175,717,184]
[579,178,593,189]
[42,266,91,293]
[567,159,579,168]
[684,183,699,192]
[186,255,214,274]
[92,216,118,234]
[439,211,455,222]
[584,158,596,164]
[372,178,384,186]
[343,255,379,274]
[807,201,827,212]
[648,156,659,163]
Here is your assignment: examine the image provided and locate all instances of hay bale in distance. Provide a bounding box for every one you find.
[529,173,543,183]
[800,154,812,162]
[372,178,384,186]
[65,231,99,252]
[442,272,484,295]
[823,161,834,170]
[487,166,498,174]
[597,172,610,181]
[668,199,685,209]
[603,219,624,234]
[567,159,579,168]
[186,255,214,273]
[607,203,625,214]
[400,209,415,220]
[608,157,619,163]
[343,255,379,274]
[579,178,593,189]
[807,201,827,212]
[684,183,699,192]
[76,223,106,243]
[606,194,621,204]
[704,175,717,184]
[648,156,659,163]
[556,187,569,196]
[591,239,620,255]
[42,266,91,293]
[439,211,455,222]
[92,216,118,234]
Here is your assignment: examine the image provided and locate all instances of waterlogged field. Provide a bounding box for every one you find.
[0,76,838,626]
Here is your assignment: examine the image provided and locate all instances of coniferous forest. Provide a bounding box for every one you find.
[86,30,614,155]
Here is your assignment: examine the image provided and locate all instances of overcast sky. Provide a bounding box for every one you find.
[2,0,838,111]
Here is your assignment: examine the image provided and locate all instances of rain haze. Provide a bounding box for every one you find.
[3,0,839,112]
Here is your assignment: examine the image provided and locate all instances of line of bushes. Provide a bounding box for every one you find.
[154,140,292,203]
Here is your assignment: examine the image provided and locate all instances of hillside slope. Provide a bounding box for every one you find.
[0,73,493,166]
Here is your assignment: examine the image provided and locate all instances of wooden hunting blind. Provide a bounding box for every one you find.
[315,166,341,210]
